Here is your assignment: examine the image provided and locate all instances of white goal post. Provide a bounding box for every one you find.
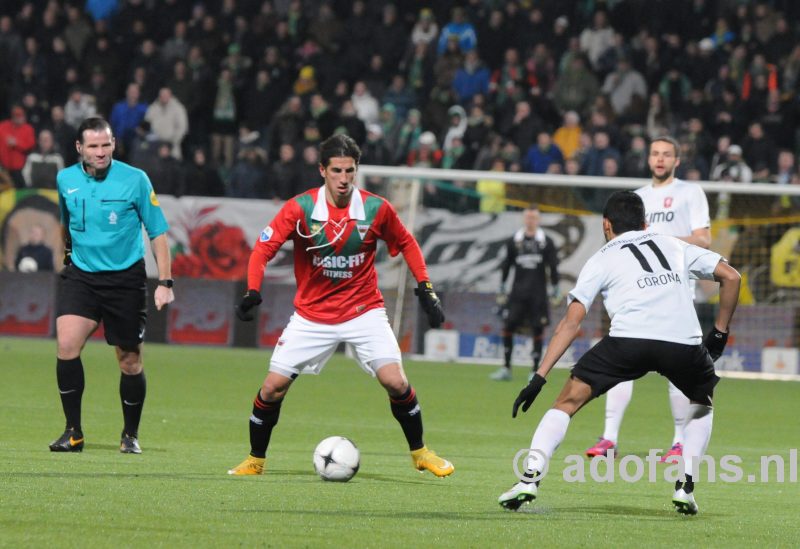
[358,164,800,197]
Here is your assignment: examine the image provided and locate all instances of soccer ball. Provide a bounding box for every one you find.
[313,436,360,482]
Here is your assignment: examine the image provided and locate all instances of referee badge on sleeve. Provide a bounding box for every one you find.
[150,190,160,206]
[260,226,273,242]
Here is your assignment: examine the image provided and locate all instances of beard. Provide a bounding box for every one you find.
[652,168,673,182]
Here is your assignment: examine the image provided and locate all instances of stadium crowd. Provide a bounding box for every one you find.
[1,0,799,212]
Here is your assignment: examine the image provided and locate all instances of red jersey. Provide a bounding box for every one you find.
[247,186,429,324]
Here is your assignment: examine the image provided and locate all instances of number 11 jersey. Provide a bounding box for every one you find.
[568,231,722,345]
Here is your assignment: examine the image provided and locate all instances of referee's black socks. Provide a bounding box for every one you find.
[56,357,85,433]
[120,371,146,438]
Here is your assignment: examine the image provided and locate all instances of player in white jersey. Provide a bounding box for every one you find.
[498,190,740,515]
[586,136,712,462]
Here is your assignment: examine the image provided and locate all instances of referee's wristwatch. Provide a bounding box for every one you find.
[158,278,174,288]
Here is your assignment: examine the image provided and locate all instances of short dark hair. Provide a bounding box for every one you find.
[525,203,540,212]
[76,116,112,143]
[650,135,680,158]
[319,134,361,167]
[603,190,645,234]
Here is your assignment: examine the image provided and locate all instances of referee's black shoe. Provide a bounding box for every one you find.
[120,432,142,454]
[49,428,84,452]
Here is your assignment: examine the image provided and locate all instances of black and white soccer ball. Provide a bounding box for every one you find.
[313,436,360,482]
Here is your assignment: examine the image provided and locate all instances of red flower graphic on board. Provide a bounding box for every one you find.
[171,207,251,280]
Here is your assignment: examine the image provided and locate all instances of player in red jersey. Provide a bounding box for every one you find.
[228,134,454,478]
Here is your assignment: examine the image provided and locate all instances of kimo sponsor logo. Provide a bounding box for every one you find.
[646,210,675,224]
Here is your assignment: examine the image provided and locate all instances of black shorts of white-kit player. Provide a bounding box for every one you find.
[571,336,719,403]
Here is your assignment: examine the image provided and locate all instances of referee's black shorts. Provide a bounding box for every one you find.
[57,259,147,349]
[571,336,719,404]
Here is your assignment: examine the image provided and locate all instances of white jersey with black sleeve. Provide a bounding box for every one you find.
[635,178,710,237]
[568,230,722,345]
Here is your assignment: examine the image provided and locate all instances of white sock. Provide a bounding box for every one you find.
[668,381,691,446]
[602,380,633,444]
[527,409,571,475]
[682,404,713,479]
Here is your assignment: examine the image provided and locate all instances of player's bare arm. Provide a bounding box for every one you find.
[712,260,741,332]
[536,300,587,379]
[678,227,711,249]
[511,300,588,418]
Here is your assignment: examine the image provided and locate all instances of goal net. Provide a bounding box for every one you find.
[358,165,800,379]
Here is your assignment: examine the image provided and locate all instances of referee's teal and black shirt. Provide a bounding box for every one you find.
[57,160,169,272]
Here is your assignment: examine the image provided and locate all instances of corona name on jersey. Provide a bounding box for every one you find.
[313,252,367,279]
[637,271,682,289]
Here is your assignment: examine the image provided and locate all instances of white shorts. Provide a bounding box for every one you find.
[269,307,402,379]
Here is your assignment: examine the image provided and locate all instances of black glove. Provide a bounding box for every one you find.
[512,374,547,418]
[235,289,263,321]
[704,327,728,361]
[414,281,445,328]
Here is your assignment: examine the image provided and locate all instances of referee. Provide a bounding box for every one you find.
[49,117,174,454]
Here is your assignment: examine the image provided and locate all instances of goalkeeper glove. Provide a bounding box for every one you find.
[548,284,562,305]
[492,293,509,320]
[512,374,547,418]
[236,289,263,321]
[414,281,445,328]
[704,327,728,361]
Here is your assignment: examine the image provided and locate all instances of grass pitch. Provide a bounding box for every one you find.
[1,336,797,548]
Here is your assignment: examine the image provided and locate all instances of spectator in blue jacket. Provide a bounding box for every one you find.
[110,83,148,159]
[453,50,490,106]
[84,0,119,23]
[580,130,621,176]
[524,132,564,174]
[437,6,477,56]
